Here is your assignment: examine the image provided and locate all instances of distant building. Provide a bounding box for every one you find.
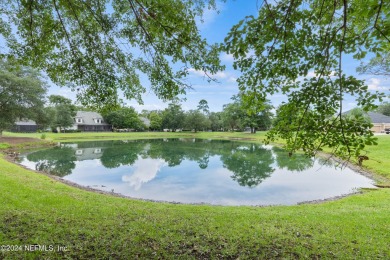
[367,112,390,133]
[343,110,390,133]
[71,111,112,132]
[12,119,38,132]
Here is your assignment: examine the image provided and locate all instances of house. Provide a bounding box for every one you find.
[12,119,38,132]
[343,110,390,133]
[367,112,390,133]
[72,111,112,132]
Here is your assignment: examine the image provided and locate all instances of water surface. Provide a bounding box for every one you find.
[18,139,375,206]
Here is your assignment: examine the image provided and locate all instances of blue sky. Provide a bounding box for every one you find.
[45,0,389,112]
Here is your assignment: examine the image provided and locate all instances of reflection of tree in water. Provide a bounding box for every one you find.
[146,139,216,169]
[26,147,76,177]
[221,144,275,188]
[146,139,186,167]
[100,141,146,168]
[272,147,313,172]
[24,140,317,188]
[316,157,336,168]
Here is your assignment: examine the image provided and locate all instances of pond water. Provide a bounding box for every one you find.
[18,139,376,206]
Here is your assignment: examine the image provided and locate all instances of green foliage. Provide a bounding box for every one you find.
[221,102,244,131]
[103,107,145,130]
[197,99,210,115]
[0,0,224,110]
[47,95,77,132]
[0,143,11,149]
[162,103,185,131]
[357,53,390,76]
[375,102,390,117]
[184,110,209,132]
[148,111,163,131]
[0,60,47,134]
[208,112,224,131]
[224,0,388,158]
[222,95,273,133]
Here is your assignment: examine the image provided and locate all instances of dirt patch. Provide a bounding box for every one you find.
[0,136,42,145]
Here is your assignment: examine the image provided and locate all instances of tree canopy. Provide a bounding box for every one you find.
[0,60,47,134]
[224,0,389,159]
[47,95,77,131]
[0,0,223,109]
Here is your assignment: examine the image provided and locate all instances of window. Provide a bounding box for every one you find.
[94,118,102,124]
[76,118,82,123]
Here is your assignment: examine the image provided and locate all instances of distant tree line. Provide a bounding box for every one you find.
[2,58,389,135]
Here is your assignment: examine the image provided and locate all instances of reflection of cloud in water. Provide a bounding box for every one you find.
[122,158,166,190]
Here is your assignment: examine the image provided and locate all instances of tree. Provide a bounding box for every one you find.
[184,109,209,132]
[0,0,224,110]
[0,60,47,135]
[48,95,77,132]
[357,53,390,77]
[224,0,388,159]
[103,107,144,130]
[208,112,224,131]
[221,102,244,131]
[375,102,390,117]
[237,94,273,133]
[161,103,185,131]
[148,111,163,131]
[197,99,210,115]
[343,108,372,126]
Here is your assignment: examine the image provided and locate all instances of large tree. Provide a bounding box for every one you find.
[161,102,185,131]
[103,107,145,130]
[224,0,389,159]
[0,0,223,110]
[0,60,47,134]
[184,109,209,132]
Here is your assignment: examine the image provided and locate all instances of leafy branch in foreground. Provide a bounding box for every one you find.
[224,0,388,159]
[0,0,224,110]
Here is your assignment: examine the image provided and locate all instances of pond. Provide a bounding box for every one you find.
[17,139,376,206]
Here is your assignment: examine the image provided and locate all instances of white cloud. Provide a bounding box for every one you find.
[227,76,237,83]
[122,158,166,190]
[221,53,234,62]
[366,77,388,91]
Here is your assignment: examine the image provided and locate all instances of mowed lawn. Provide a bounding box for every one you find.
[1,131,389,259]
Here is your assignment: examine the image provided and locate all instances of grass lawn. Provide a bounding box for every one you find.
[1,131,389,259]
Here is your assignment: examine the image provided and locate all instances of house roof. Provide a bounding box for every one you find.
[15,120,37,126]
[75,111,110,125]
[343,110,390,124]
[367,112,390,124]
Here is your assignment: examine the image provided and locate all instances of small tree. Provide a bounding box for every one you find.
[48,95,76,132]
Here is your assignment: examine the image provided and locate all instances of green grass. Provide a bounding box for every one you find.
[0,143,10,149]
[1,131,390,258]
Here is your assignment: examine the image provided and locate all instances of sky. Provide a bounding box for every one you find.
[40,0,390,112]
